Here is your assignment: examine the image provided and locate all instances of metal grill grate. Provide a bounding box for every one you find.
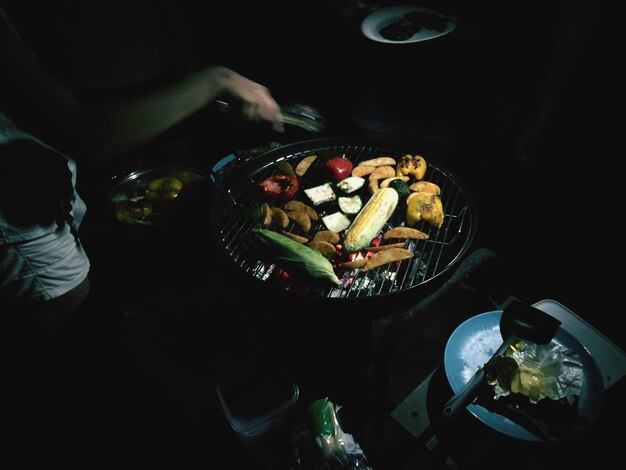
[211,138,476,300]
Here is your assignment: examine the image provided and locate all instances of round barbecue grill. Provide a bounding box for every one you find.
[210,137,477,305]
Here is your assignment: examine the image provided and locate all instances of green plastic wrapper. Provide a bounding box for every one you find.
[308,397,336,436]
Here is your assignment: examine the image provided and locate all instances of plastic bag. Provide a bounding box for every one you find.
[288,398,373,470]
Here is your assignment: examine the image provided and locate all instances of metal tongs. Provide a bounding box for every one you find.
[214,99,326,133]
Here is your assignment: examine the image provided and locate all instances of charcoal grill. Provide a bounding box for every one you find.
[210,137,477,304]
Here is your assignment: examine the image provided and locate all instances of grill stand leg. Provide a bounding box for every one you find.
[365,248,498,466]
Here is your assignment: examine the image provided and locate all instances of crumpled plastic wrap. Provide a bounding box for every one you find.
[289,397,373,470]
[492,339,583,404]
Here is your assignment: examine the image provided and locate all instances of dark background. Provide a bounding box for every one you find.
[3,1,622,467]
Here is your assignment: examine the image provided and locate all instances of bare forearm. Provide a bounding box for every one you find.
[78,67,224,164]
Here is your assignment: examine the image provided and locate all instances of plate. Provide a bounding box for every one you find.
[444,310,604,441]
[361,5,456,44]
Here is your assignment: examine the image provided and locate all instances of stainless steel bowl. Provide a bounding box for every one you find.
[107,166,210,227]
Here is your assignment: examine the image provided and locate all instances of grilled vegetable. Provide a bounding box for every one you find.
[295,155,318,177]
[396,154,427,180]
[321,157,353,182]
[312,230,340,245]
[259,174,299,202]
[358,157,397,167]
[337,195,363,215]
[321,211,351,232]
[284,200,318,221]
[238,141,282,158]
[409,181,440,195]
[352,165,376,178]
[343,187,399,253]
[362,247,414,272]
[304,183,336,206]
[336,176,365,194]
[380,176,409,188]
[407,192,444,228]
[387,178,411,198]
[252,227,341,286]
[276,160,296,177]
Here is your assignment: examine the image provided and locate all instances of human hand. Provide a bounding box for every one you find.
[211,66,284,133]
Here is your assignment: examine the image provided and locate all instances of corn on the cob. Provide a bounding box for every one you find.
[343,187,399,253]
[252,227,341,286]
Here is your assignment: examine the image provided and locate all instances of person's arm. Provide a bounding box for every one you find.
[78,66,283,164]
[0,13,283,166]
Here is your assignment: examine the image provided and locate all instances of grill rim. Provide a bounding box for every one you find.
[210,136,478,302]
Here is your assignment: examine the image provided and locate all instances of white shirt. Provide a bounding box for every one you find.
[0,111,90,305]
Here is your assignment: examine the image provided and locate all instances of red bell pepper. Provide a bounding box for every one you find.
[259,174,299,202]
[322,157,353,183]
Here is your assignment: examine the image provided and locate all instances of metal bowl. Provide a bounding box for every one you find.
[107,165,210,227]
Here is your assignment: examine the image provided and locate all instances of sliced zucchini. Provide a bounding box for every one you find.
[337,195,363,215]
[336,176,365,194]
[322,211,352,232]
[388,178,411,198]
[304,183,336,206]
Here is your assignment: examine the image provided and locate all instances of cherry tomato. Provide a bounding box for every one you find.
[322,157,353,183]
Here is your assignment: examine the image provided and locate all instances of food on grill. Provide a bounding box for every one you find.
[252,150,442,279]
[286,210,312,232]
[238,141,282,158]
[321,212,351,233]
[368,165,396,194]
[362,247,414,272]
[280,230,309,244]
[341,258,368,270]
[396,154,427,180]
[406,192,444,228]
[259,174,299,203]
[321,156,353,183]
[364,242,406,252]
[383,227,429,240]
[343,187,399,253]
[260,202,273,226]
[387,178,411,198]
[284,200,318,221]
[276,160,296,177]
[369,165,396,181]
[337,195,363,215]
[252,227,341,286]
[312,230,340,245]
[146,176,183,206]
[368,178,380,195]
[304,183,336,206]
[295,155,318,177]
[351,165,376,178]
[271,206,290,229]
[380,176,409,188]
[307,240,337,258]
[336,176,365,194]
[409,180,440,195]
[358,157,397,167]
[214,138,476,299]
